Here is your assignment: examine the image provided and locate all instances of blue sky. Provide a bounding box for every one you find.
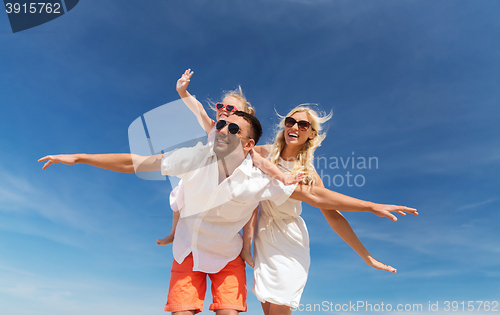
[1,0,499,314]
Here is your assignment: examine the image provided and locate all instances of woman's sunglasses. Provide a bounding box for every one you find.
[216,103,238,112]
[216,120,241,135]
[284,117,312,131]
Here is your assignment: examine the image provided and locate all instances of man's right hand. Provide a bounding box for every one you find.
[38,154,79,170]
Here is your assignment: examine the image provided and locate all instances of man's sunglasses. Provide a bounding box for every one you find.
[216,103,238,112]
[216,120,252,139]
[284,117,312,131]
[216,120,242,135]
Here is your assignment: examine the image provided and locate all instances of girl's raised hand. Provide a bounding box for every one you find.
[176,69,194,93]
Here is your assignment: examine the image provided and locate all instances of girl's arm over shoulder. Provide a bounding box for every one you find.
[251,150,303,185]
[253,145,272,158]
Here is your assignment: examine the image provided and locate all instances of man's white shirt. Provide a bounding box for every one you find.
[162,142,297,273]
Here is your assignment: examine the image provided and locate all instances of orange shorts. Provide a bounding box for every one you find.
[164,253,247,313]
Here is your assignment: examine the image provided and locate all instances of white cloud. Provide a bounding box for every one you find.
[0,165,171,259]
[0,167,93,227]
[457,198,498,211]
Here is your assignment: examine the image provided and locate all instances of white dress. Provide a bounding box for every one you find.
[253,158,310,307]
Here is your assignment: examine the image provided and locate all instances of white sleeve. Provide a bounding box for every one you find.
[161,142,211,178]
[256,175,298,206]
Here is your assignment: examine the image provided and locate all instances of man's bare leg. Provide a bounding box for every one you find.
[215,309,239,315]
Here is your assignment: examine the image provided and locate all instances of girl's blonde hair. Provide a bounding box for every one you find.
[269,105,332,186]
[209,86,255,115]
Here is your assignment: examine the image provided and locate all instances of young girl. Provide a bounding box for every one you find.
[244,106,398,315]
[156,69,303,245]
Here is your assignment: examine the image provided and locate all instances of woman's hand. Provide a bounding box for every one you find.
[365,256,397,273]
[370,203,418,221]
[240,247,254,268]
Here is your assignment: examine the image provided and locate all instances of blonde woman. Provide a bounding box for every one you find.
[243,106,399,315]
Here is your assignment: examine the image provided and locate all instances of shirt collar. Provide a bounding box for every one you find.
[209,147,253,178]
[235,153,254,177]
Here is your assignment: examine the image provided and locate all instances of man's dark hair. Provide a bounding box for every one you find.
[233,111,263,144]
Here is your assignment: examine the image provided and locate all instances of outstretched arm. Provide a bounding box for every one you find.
[176,69,215,134]
[290,182,417,221]
[322,210,397,272]
[314,172,396,273]
[38,153,163,173]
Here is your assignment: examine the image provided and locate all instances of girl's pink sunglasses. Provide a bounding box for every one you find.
[216,103,238,112]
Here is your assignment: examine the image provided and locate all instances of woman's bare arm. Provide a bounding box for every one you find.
[314,171,396,272]
[290,183,417,221]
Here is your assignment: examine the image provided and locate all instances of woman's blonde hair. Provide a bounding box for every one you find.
[209,86,255,115]
[269,105,332,186]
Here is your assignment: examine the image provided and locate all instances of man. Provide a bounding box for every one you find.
[39,111,416,314]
